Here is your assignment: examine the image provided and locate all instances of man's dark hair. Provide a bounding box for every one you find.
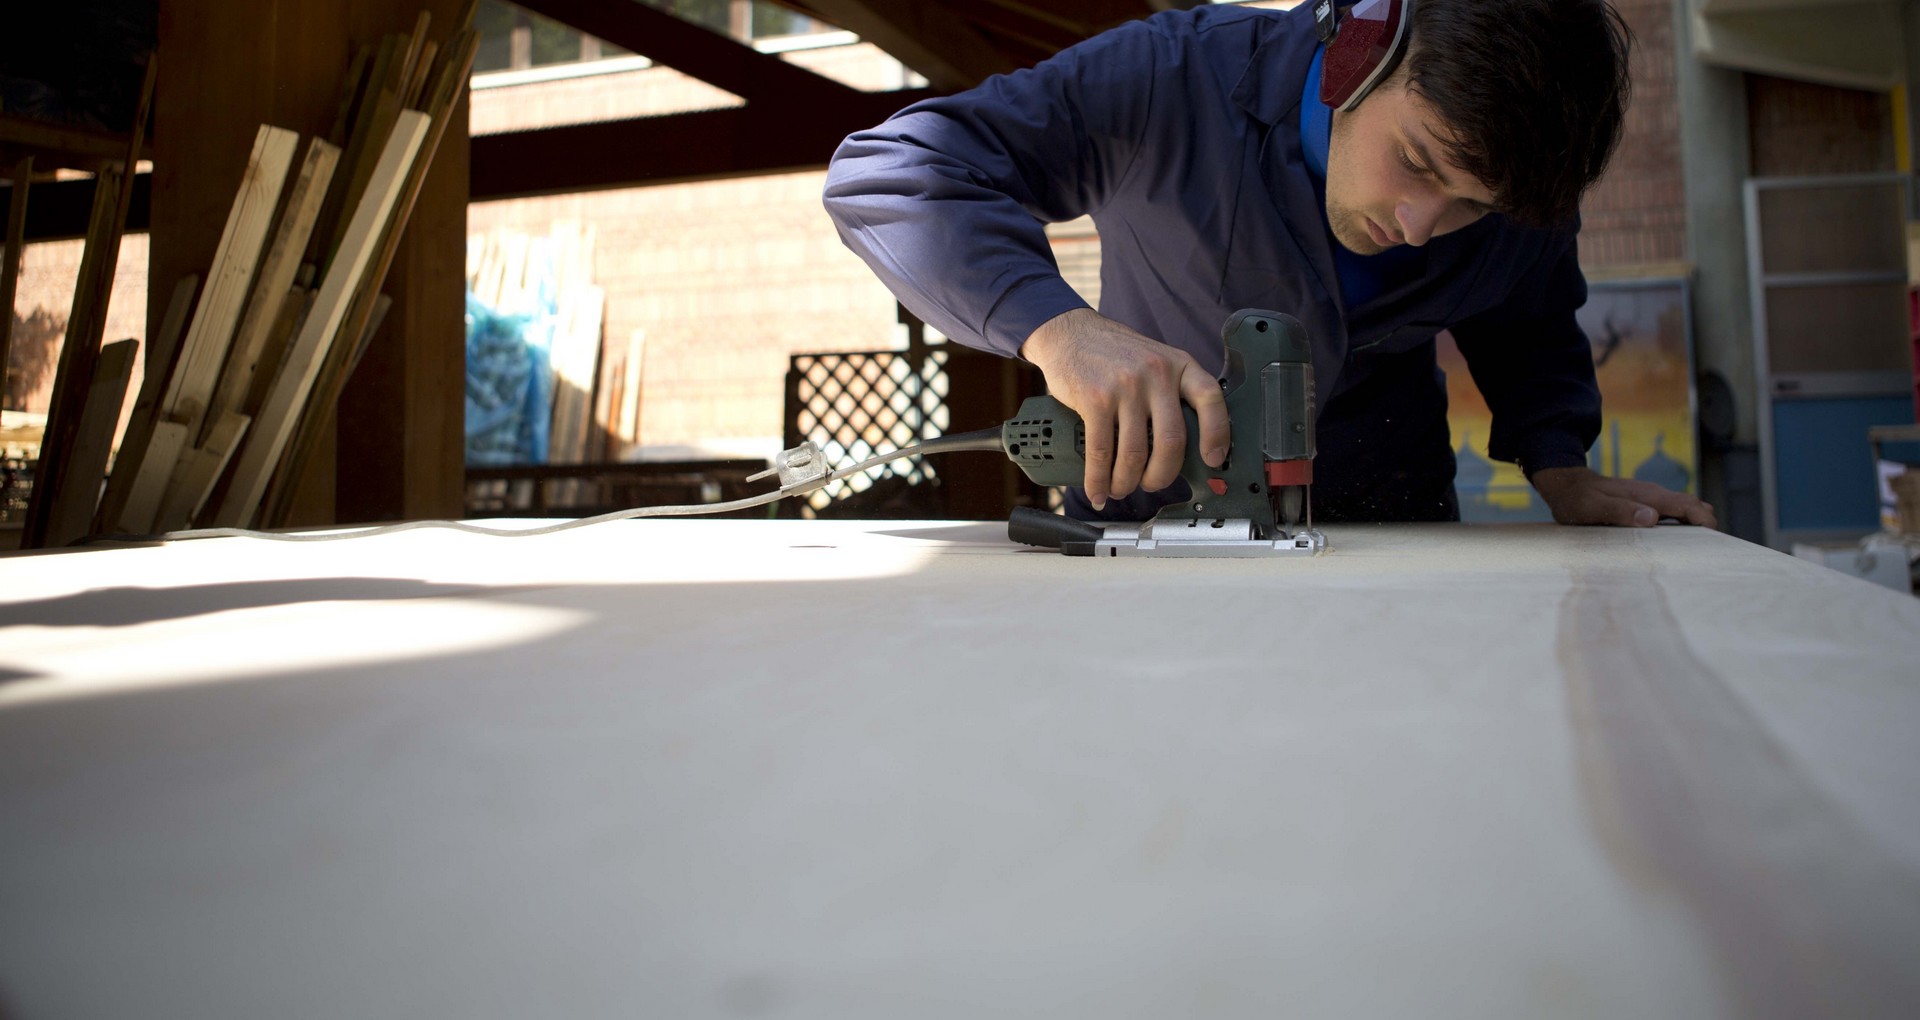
[1398,0,1632,228]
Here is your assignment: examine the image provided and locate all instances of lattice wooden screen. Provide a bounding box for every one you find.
[784,348,953,515]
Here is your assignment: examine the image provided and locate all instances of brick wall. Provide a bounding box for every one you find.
[1747,73,1895,177]
[467,174,905,448]
[1578,0,1687,270]
[7,233,151,421]
[467,38,924,449]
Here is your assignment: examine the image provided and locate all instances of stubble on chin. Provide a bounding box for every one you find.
[1327,205,1383,256]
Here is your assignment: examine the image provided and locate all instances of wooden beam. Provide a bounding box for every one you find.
[469,88,938,200]
[513,0,858,107]
[939,0,1087,56]
[0,174,150,243]
[795,0,1017,90]
[0,112,154,172]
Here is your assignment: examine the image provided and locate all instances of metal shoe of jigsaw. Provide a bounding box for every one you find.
[1001,309,1327,557]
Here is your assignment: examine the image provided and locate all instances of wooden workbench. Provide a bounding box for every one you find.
[2,520,1917,1017]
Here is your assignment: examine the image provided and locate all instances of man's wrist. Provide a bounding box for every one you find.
[1528,466,1596,502]
[1517,446,1591,481]
[1019,308,1089,370]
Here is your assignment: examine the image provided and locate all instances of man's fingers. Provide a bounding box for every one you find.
[1110,402,1151,500]
[1141,388,1189,494]
[1081,408,1115,511]
[1179,364,1231,467]
[1641,487,1719,528]
[1604,497,1657,527]
[1565,492,1656,527]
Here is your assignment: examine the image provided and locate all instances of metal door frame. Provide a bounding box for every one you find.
[1742,172,1914,548]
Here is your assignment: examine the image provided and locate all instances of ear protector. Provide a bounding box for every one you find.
[1315,0,1413,113]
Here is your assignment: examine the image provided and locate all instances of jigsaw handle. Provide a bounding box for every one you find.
[1001,311,1312,520]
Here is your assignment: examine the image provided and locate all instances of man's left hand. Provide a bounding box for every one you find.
[1530,466,1718,528]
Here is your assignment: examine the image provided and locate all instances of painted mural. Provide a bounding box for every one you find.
[1441,278,1696,523]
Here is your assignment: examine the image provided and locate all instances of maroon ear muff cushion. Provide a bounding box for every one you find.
[1319,0,1411,112]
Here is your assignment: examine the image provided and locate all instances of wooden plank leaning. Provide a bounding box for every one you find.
[152,411,250,533]
[307,35,402,274]
[95,274,197,533]
[203,137,340,445]
[20,166,119,547]
[209,110,431,529]
[160,125,301,440]
[112,125,300,533]
[42,338,138,547]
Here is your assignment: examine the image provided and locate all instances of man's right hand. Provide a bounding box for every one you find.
[1019,308,1231,510]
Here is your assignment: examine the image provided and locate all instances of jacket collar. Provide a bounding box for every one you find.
[1230,2,1323,127]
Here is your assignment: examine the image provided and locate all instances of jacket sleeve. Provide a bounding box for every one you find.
[822,18,1173,358]
[1447,233,1602,476]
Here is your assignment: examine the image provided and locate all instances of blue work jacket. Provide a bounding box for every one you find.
[823,2,1601,521]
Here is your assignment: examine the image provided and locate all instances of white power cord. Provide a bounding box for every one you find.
[104,430,1006,545]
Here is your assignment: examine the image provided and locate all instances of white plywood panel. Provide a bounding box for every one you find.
[0,522,1916,1018]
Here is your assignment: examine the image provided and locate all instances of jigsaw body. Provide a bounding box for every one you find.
[1001,309,1326,557]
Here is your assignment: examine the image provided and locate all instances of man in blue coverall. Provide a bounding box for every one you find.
[822,0,1717,528]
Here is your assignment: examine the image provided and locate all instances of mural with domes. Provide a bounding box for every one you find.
[1439,279,1696,523]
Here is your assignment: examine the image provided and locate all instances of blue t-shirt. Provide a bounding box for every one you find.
[1300,46,1425,311]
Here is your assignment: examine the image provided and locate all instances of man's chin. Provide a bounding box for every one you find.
[1332,227,1386,256]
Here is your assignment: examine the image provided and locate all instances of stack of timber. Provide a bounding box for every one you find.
[464,223,609,464]
[54,7,479,544]
[593,328,645,463]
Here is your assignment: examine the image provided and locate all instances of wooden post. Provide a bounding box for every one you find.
[1,155,29,404]
[151,0,467,530]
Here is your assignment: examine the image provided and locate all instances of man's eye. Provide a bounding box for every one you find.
[1397,149,1426,175]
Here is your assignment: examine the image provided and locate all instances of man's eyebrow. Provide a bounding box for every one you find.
[1409,131,1497,210]
[1406,133,1456,189]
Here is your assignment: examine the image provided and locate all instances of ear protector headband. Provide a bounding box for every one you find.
[1315,0,1413,113]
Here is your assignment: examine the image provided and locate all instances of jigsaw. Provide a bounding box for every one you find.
[999,309,1326,557]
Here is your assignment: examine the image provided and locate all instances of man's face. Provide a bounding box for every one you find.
[1324,75,1500,255]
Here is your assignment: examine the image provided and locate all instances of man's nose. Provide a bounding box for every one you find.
[1394,197,1446,247]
